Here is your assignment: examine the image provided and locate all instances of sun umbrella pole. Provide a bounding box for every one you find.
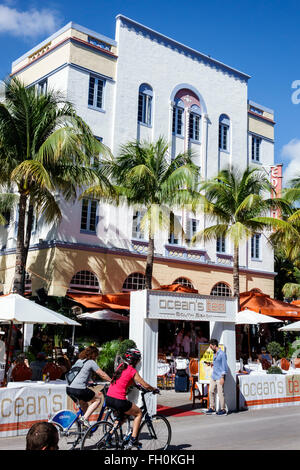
[72,326,75,346]
[248,325,252,362]
[4,321,13,385]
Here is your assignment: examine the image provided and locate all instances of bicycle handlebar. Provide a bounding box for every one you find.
[135,383,160,395]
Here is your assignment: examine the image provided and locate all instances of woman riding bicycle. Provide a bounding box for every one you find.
[106,348,158,449]
[66,346,111,427]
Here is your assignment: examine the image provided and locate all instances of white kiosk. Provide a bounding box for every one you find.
[129,290,238,414]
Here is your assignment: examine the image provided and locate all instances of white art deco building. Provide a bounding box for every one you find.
[0,15,277,299]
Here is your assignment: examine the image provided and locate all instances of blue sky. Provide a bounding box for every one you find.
[0,0,300,183]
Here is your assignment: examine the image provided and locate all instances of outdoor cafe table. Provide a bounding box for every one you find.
[237,369,300,411]
[0,380,69,437]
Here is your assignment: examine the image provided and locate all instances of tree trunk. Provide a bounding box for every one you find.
[21,202,34,292]
[12,192,28,295]
[233,243,240,310]
[145,236,155,290]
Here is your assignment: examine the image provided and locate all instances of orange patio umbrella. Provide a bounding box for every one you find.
[240,290,300,321]
[291,300,300,307]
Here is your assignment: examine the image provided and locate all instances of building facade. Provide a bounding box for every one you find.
[1,15,276,298]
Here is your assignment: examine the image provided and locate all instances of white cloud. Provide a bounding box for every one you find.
[0,5,61,38]
[281,139,300,186]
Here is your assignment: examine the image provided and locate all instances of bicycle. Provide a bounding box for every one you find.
[49,383,111,450]
[80,384,172,451]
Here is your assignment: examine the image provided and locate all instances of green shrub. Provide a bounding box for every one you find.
[266,341,284,360]
[267,366,283,374]
[97,339,137,377]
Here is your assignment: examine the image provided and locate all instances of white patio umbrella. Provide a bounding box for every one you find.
[0,294,81,382]
[236,309,283,360]
[78,309,129,323]
[236,309,283,325]
[0,294,80,325]
[278,321,300,331]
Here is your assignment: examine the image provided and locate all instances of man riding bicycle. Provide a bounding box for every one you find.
[66,346,111,427]
[106,348,158,449]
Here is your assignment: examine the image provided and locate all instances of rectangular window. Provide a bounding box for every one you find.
[251,234,261,259]
[219,124,229,151]
[138,93,152,125]
[216,236,226,253]
[186,218,198,244]
[88,75,104,109]
[81,199,97,232]
[172,107,184,136]
[251,136,261,162]
[168,213,182,244]
[132,210,146,239]
[189,113,201,141]
[37,79,47,95]
[90,136,103,167]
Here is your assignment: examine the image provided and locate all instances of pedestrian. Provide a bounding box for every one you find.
[181,330,191,357]
[29,352,48,381]
[26,422,59,450]
[206,338,228,416]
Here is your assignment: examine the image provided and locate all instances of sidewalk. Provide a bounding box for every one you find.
[157,389,206,417]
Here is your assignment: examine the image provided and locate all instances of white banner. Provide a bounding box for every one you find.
[147,291,236,323]
[0,383,67,437]
[238,373,300,410]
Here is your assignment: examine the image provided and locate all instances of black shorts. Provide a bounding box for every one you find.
[106,396,132,413]
[66,387,95,403]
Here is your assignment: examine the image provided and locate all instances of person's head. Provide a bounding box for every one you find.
[261,347,267,354]
[26,422,59,450]
[123,348,141,367]
[36,352,47,362]
[15,353,26,364]
[78,346,99,361]
[209,339,219,352]
[111,348,141,385]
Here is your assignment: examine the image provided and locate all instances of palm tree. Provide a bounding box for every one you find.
[271,178,300,299]
[0,192,18,225]
[0,78,108,295]
[84,137,199,289]
[192,166,290,307]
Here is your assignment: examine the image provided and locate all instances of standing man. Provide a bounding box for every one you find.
[206,338,228,416]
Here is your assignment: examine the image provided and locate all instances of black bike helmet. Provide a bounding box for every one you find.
[123,348,141,365]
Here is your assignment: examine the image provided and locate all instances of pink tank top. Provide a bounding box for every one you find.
[107,364,137,400]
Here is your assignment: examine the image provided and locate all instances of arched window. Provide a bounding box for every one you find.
[219,114,230,151]
[138,84,153,126]
[210,282,232,297]
[24,271,32,293]
[68,270,100,293]
[122,272,146,291]
[173,277,194,289]
[172,89,202,140]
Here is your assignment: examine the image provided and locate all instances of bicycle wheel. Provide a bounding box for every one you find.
[137,415,171,450]
[80,421,119,450]
[55,421,82,450]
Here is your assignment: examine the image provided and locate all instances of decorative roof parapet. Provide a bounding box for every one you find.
[116,15,251,83]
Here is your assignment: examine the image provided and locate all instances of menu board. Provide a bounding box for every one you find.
[198,343,225,383]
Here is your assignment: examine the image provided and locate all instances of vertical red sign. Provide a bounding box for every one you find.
[270,164,283,219]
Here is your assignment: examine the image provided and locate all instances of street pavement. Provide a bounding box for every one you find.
[0,390,300,450]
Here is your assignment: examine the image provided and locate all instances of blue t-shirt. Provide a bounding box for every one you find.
[212,349,228,380]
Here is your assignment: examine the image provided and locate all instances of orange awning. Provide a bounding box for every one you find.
[67,284,198,311]
[67,292,130,310]
[291,300,300,307]
[240,290,300,320]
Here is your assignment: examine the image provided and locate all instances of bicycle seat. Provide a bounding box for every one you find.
[66,391,80,406]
